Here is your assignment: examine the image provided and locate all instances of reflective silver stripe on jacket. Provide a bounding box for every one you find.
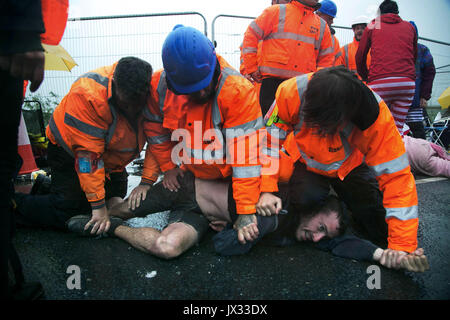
[293,74,309,135]
[224,117,264,138]
[232,165,261,178]
[147,134,171,145]
[265,32,317,45]
[344,44,349,68]
[318,46,334,57]
[277,4,286,33]
[262,146,280,158]
[259,66,305,79]
[266,124,288,140]
[368,153,410,177]
[242,47,257,54]
[386,206,418,220]
[48,115,74,157]
[298,126,354,173]
[105,99,118,147]
[249,20,265,38]
[143,107,163,123]
[76,72,109,88]
[157,71,168,115]
[315,18,326,50]
[183,144,224,162]
[64,113,107,139]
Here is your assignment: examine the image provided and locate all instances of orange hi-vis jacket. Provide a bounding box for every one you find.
[143,55,264,215]
[263,73,419,253]
[242,1,334,80]
[46,63,160,209]
[331,34,341,64]
[335,37,371,75]
[40,0,68,45]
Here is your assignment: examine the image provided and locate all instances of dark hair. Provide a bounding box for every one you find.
[379,0,399,14]
[114,56,152,101]
[302,195,348,237]
[301,66,373,136]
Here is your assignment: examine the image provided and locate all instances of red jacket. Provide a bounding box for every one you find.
[356,13,417,83]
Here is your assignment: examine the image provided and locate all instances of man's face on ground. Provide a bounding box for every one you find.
[188,81,215,105]
[295,211,340,242]
[352,24,366,41]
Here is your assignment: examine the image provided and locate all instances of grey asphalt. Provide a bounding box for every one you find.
[13,175,450,301]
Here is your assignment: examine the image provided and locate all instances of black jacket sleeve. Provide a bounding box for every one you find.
[0,0,45,55]
[315,234,379,261]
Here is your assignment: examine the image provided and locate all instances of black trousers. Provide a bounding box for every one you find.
[15,142,128,230]
[288,162,388,248]
[259,77,286,116]
[406,121,426,140]
[0,70,25,299]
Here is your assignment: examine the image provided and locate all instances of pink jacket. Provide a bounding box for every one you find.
[403,136,450,178]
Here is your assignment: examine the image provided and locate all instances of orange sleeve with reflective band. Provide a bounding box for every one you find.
[334,45,346,67]
[55,90,109,206]
[260,77,300,192]
[242,6,278,75]
[317,25,335,69]
[351,98,418,252]
[141,147,160,185]
[142,71,177,175]
[219,76,263,214]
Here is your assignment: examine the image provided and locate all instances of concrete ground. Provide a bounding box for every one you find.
[12,174,450,301]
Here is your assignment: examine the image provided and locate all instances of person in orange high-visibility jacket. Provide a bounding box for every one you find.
[260,66,422,255]
[335,15,371,76]
[242,0,334,115]
[315,0,340,64]
[140,25,265,244]
[15,57,160,235]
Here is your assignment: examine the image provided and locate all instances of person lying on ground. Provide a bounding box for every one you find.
[66,171,429,272]
[403,135,450,178]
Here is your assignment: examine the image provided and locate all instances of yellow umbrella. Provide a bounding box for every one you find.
[42,43,77,71]
[438,86,450,109]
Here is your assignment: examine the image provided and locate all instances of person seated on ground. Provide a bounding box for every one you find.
[14,57,160,233]
[403,134,450,178]
[66,171,429,272]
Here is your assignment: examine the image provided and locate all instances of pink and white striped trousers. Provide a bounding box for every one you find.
[368,77,416,136]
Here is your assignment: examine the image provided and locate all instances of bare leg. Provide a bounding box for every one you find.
[108,199,135,220]
[106,197,124,210]
[114,222,199,259]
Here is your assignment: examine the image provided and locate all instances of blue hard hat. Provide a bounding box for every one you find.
[162,25,217,94]
[318,0,337,18]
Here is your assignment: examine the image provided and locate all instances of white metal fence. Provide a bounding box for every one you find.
[27,13,450,110]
